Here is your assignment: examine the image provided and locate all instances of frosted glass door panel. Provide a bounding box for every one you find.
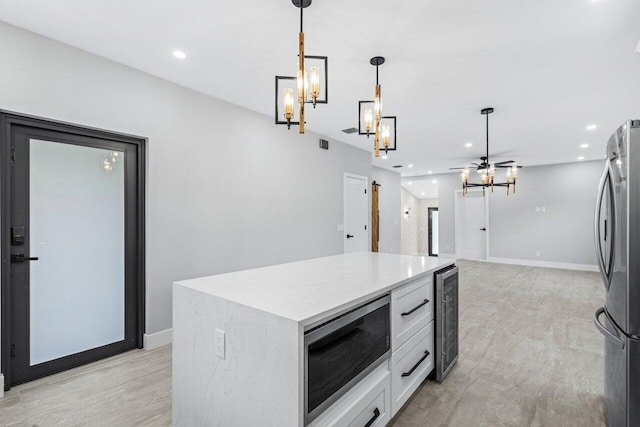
[29,139,125,366]
[432,211,439,254]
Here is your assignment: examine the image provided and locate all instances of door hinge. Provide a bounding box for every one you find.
[364,189,367,194]
[10,146,15,165]
[364,225,367,230]
[11,343,15,359]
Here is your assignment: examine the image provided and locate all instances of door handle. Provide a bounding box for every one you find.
[364,408,381,427]
[401,350,430,377]
[11,253,39,263]
[594,307,625,350]
[346,234,354,238]
[480,228,486,231]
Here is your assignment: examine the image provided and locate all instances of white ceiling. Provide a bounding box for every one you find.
[402,178,439,200]
[1,0,639,177]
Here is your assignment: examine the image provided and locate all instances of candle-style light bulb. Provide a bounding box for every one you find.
[309,66,320,106]
[296,60,304,104]
[382,125,391,149]
[511,163,518,180]
[364,109,373,136]
[506,167,512,183]
[283,87,294,129]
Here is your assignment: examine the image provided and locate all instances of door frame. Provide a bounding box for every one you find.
[454,189,490,260]
[0,110,146,390]
[428,207,438,257]
[343,173,370,253]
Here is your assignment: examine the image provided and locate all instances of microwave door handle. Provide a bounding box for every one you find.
[594,307,625,350]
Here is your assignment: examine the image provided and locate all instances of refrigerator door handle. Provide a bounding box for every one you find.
[594,307,625,350]
[594,162,613,288]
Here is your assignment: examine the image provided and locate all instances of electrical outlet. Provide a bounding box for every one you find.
[215,329,226,359]
[535,207,540,212]
[541,206,546,212]
[337,224,344,232]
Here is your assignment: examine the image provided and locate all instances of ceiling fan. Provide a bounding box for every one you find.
[450,107,522,196]
[449,108,521,173]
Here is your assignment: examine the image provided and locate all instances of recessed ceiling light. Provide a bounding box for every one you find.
[173,50,187,59]
[427,171,433,174]
[586,124,597,131]
[465,142,473,148]
[381,155,388,160]
[408,164,414,168]
[408,181,413,185]
[580,143,589,148]
[578,156,585,160]
[421,192,425,196]
[432,180,438,184]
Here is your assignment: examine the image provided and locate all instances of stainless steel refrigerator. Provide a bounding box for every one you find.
[594,119,640,427]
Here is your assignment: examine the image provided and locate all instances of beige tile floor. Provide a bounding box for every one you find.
[0,260,606,426]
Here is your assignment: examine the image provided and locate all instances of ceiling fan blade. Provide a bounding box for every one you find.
[449,167,466,170]
[494,160,515,165]
[496,164,524,168]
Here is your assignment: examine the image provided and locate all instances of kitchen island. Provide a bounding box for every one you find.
[173,252,454,426]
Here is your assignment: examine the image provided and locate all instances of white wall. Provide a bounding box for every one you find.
[0,20,373,364]
[400,187,419,254]
[408,160,604,267]
[371,167,401,254]
[488,160,603,266]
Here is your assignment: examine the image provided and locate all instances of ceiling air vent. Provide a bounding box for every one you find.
[392,165,403,168]
[342,127,358,134]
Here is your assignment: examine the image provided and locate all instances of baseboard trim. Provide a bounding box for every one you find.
[486,257,599,272]
[0,373,4,397]
[143,328,172,350]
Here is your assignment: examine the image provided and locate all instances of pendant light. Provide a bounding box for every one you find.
[358,57,397,157]
[274,0,328,134]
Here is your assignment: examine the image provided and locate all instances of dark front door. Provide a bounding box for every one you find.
[1,113,145,390]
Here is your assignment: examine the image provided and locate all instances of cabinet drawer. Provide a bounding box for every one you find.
[310,362,391,427]
[391,276,433,351]
[391,322,434,417]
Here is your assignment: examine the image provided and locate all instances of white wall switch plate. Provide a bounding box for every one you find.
[337,224,344,232]
[215,329,226,359]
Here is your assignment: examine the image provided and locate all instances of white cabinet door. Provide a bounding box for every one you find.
[391,322,434,416]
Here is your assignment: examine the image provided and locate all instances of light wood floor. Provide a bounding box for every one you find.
[0,260,605,426]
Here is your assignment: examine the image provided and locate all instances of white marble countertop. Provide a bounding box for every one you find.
[175,252,454,326]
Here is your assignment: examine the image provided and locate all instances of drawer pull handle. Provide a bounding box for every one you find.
[401,350,430,377]
[364,407,381,427]
[401,299,429,316]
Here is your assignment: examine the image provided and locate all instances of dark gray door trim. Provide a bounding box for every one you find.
[0,110,146,391]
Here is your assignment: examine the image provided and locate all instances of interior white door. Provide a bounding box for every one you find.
[344,174,368,253]
[460,191,486,260]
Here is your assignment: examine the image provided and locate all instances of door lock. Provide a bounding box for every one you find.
[10,253,39,263]
[346,234,354,239]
